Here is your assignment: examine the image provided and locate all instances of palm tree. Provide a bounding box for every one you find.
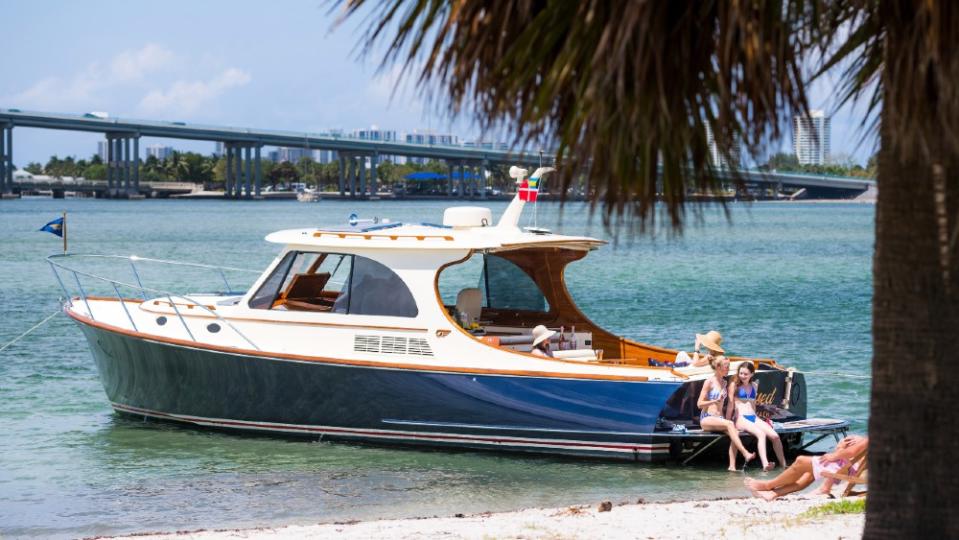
[337,1,958,537]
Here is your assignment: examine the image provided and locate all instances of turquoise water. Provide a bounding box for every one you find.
[0,198,872,538]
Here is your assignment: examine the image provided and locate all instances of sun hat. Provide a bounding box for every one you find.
[696,330,725,354]
[531,325,557,347]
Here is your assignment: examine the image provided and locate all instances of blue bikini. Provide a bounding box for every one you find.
[700,385,725,420]
[737,384,758,422]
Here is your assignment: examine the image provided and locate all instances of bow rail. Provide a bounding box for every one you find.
[47,253,262,351]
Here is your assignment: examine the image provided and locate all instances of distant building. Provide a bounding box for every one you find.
[405,131,459,164]
[97,141,109,161]
[315,149,338,164]
[704,125,741,169]
[214,142,225,157]
[146,144,174,160]
[269,147,315,163]
[793,110,831,165]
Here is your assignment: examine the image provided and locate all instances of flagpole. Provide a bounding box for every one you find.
[62,211,67,255]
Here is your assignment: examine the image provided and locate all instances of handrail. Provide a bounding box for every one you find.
[47,253,261,351]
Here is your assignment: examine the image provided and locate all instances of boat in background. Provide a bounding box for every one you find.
[49,166,847,462]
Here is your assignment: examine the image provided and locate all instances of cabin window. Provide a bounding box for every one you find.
[438,253,550,313]
[481,255,549,312]
[248,251,296,309]
[250,250,417,317]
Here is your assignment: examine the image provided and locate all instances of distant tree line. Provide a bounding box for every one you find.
[759,152,877,178]
[25,153,523,193]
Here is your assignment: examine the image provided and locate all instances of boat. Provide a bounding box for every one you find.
[49,166,847,462]
[296,188,321,202]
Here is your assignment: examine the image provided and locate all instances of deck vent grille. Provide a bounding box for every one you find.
[354,335,380,353]
[380,336,407,355]
[407,338,434,357]
[353,335,434,357]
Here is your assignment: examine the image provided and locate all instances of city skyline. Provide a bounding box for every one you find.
[1,0,876,166]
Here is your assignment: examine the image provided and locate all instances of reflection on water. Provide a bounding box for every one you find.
[0,199,872,538]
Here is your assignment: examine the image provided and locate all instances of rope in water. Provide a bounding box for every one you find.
[793,370,872,380]
[0,309,62,353]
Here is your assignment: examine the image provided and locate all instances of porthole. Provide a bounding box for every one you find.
[207,323,221,333]
[156,316,167,326]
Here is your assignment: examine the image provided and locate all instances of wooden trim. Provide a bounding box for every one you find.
[65,308,651,382]
[430,253,668,376]
[313,231,454,241]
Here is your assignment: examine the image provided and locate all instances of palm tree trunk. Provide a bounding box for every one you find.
[865,20,959,538]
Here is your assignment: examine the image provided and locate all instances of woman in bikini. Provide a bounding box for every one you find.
[745,435,868,500]
[697,355,755,471]
[726,362,787,471]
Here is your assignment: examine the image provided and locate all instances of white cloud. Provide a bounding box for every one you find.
[5,44,176,111]
[138,68,252,116]
[109,43,175,82]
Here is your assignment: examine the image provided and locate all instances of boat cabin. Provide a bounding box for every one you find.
[250,203,690,369]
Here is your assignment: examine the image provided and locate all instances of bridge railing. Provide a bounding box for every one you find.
[47,253,262,350]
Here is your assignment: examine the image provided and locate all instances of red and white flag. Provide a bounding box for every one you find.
[518,178,538,202]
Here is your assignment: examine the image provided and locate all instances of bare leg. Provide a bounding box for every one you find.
[701,417,755,462]
[755,420,787,468]
[728,442,738,471]
[737,418,771,470]
[745,456,814,492]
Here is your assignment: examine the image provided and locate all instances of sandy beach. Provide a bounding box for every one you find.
[108,495,864,540]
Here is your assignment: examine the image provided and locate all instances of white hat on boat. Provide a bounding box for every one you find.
[531,325,556,347]
[697,330,725,354]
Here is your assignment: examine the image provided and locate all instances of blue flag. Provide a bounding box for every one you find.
[40,217,64,237]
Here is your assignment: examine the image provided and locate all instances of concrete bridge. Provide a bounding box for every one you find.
[0,107,874,200]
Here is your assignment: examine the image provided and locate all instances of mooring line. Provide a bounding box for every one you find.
[794,370,872,380]
[0,309,62,353]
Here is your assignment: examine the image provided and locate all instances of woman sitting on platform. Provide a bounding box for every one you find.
[726,362,787,471]
[745,435,868,500]
[697,355,755,471]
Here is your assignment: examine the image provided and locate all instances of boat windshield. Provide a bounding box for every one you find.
[249,251,418,317]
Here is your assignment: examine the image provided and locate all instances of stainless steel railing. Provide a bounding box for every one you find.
[47,254,263,351]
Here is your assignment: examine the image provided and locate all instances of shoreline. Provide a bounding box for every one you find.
[105,494,864,540]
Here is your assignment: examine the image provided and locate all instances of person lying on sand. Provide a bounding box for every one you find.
[744,435,867,501]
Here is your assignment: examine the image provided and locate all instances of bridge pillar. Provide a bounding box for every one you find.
[105,135,113,197]
[359,155,367,199]
[224,143,233,197]
[481,160,489,199]
[447,161,454,196]
[6,126,13,195]
[348,154,357,198]
[0,123,7,195]
[133,136,140,196]
[370,152,378,198]
[254,145,262,198]
[244,145,253,198]
[114,137,123,197]
[233,144,243,198]
[123,136,132,195]
[338,155,346,196]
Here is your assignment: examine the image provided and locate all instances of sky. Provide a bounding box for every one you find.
[1,0,877,166]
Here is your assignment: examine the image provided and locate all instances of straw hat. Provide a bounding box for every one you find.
[697,330,725,353]
[531,325,557,347]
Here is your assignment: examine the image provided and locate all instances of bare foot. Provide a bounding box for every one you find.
[763,461,776,472]
[744,452,756,464]
[744,477,768,491]
[756,489,778,501]
[728,466,738,472]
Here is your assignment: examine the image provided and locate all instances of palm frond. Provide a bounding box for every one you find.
[337,0,826,231]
